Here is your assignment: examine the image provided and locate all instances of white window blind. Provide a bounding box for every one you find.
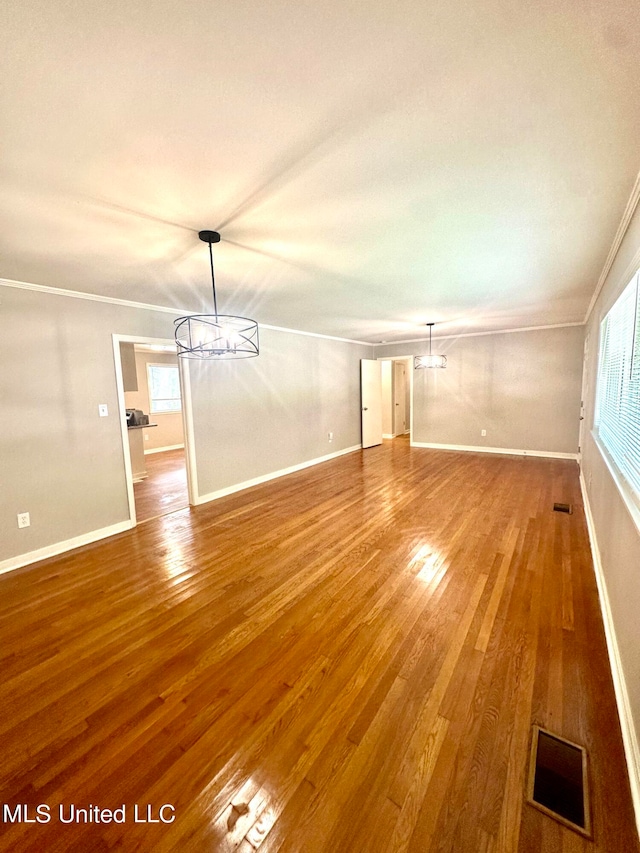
[147,364,182,414]
[595,271,640,497]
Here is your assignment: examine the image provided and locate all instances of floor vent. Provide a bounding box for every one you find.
[526,726,591,838]
[553,502,572,514]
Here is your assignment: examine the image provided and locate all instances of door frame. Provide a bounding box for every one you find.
[377,355,414,442]
[112,334,197,527]
[393,359,408,436]
[578,330,590,463]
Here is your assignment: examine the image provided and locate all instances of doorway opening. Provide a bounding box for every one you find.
[113,334,196,526]
[379,357,413,442]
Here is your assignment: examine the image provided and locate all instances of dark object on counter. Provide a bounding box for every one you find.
[126,409,149,427]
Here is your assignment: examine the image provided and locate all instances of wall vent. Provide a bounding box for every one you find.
[526,726,591,838]
[553,502,572,514]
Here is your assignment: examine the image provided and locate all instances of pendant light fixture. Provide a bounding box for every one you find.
[414,322,446,369]
[174,231,259,359]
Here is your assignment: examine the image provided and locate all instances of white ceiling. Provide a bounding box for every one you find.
[2,0,640,343]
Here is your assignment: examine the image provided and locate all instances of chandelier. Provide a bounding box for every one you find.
[175,231,259,359]
[414,323,446,369]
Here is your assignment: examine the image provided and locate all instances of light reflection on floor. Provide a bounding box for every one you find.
[156,514,193,578]
[206,775,275,848]
[408,542,447,585]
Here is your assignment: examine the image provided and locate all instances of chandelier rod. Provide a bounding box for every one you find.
[207,239,219,318]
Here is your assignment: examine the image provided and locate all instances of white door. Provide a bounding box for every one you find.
[393,361,407,435]
[361,359,383,448]
[578,331,590,459]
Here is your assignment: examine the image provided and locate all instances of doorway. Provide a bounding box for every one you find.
[113,334,196,526]
[380,356,412,441]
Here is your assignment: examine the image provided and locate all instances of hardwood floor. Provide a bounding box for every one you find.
[133,448,188,522]
[0,440,638,852]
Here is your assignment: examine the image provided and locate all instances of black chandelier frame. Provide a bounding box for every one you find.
[174,231,259,360]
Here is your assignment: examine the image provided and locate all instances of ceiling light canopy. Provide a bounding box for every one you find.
[174,231,259,360]
[414,323,446,369]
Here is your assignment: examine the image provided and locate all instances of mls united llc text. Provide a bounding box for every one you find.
[2,803,176,824]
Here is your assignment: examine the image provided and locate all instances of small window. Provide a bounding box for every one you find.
[147,364,182,414]
[594,271,640,500]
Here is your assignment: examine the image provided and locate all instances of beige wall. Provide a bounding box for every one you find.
[581,200,640,794]
[124,350,184,452]
[0,286,176,564]
[377,325,584,454]
[1,284,372,568]
[189,329,371,497]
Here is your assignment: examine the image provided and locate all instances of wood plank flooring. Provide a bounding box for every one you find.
[0,438,638,852]
[133,448,188,522]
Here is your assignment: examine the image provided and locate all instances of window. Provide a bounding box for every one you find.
[594,271,640,499]
[147,364,182,414]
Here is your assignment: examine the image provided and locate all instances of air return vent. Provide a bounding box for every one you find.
[553,503,572,514]
[526,726,591,837]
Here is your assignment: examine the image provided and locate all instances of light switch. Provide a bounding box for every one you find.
[99,404,109,417]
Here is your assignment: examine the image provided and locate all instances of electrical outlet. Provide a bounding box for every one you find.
[481,429,486,436]
[98,404,109,417]
[144,434,149,440]
[17,512,30,528]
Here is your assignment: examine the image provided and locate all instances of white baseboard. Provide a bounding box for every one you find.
[580,472,640,837]
[0,520,134,576]
[195,444,362,506]
[0,445,362,573]
[382,433,395,439]
[410,441,578,460]
[144,444,185,455]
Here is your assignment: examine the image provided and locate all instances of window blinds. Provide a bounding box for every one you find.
[595,272,640,497]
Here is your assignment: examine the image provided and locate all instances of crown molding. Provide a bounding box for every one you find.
[2,276,586,350]
[260,322,371,346]
[0,276,182,314]
[0,277,372,347]
[373,321,584,348]
[585,170,640,324]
